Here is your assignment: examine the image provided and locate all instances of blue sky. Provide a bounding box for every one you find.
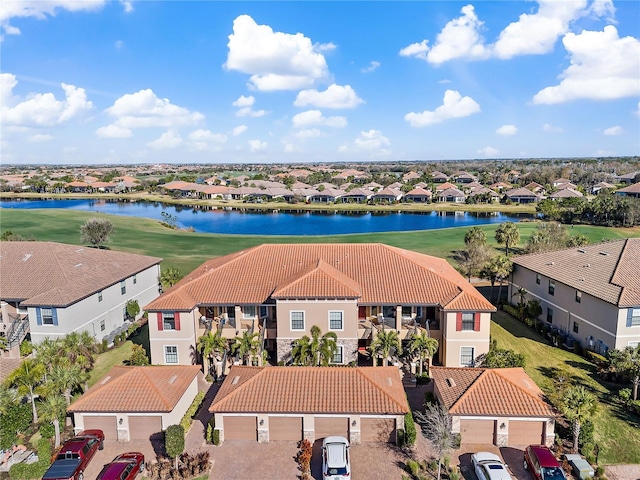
[1,0,639,165]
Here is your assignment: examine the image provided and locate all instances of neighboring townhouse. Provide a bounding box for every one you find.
[436,187,466,203]
[0,242,162,348]
[548,188,583,200]
[431,171,450,183]
[615,171,639,184]
[616,182,640,198]
[509,239,640,353]
[403,187,432,203]
[431,367,555,447]
[504,187,539,204]
[144,244,495,368]
[370,187,403,203]
[339,188,372,203]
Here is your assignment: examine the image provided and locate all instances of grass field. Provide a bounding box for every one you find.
[491,312,640,465]
[2,208,639,274]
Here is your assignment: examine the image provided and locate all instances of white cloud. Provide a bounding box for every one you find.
[477,146,499,156]
[543,123,563,133]
[232,95,255,108]
[120,0,134,13]
[0,73,93,127]
[294,84,364,109]
[603,125,623,136]
[361,61,380,73]
[232,125,247,136]
[248,139,267,152]
[636,101,640,117]
[496,124,518,136]
[404,89,480,127]
[102,89,203,130]
[224,15,330,91]
[533,26,640,104]
[28,134,53,142]
[188,129,227,143]
[232,95,268,117]
[399,5,488,64]
[294,128,322,139]
[292,110,347,128]
[589,0,615,22]
[96,124,132,138]
[147,130,183,149]
[339,129,391,156]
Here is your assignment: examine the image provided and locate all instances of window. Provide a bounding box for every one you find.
[290,311,305,330]
[402,306,412,319]
[460,347,475,367]
[548,280,555,296]
[260,305,268,318]
[629,342,639,348]
[243,306,256,318]
[41,307,54,325]
[98,291,103,302]
[631,308,640,327]
[575,291,582,303]
[132,274,137,285]
[536,274,541,285]
[547,307,554,323]
[371,306,378,316]
[163,312,176,330]
[120,280,126,295]
[165,346,178,364]
[329,311,343,330]
[573,321,579,334]
[331,346,343,364]
[461,312,474,331]
[100,319,105,332]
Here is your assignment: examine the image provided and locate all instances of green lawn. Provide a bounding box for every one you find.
[491,312,640,465]
[88,341,133,388]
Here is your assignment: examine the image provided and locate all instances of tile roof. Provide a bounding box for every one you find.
[68,365,200,413]
[0,357,23,384]
[145,244,495,312]
[617,182,640,194]
[431,367,554,417]
[512,239,640,307]
[506,187,539,198]
[210,366,409,414]
[0,242,162,307]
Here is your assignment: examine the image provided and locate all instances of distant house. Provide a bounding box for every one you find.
[454,171,478,183]
[552,178,571,187]
[467,187,500,203]
[403,171,421,182]
[339,188,371,203]
[505,187,539,204]
[615,172,639,184]
[436,187,466,203]
[548,188,583,200]
[435,182,457,192]
[524,182,545,195]
[403,187,432,203]
[209,366,409,444]
[555,182,578,191]
[591,181,616,195]
[431,367,555,447]
[431,171,449,183]
[616,183,640,198]
[490,182,512,192]
[370,187,403,203]
[0,242,162,349]
[66,181,90,193]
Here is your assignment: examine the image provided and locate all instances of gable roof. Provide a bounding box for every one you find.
[68,365,200,413]
[145,244,495,312]
[512,239,640,307]
[431,367,554,417]
[506,187,539,198]
[0,242,162,307]
[210,366,409,414]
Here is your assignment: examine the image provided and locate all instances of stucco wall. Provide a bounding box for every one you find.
[275,299,358,338]
[149,308,199,365]
[442,311,491,367]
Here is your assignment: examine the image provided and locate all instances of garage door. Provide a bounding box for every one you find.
[509,420,545,446]
[129,416,162,441]
[315,417,348,440]
[361,418,396,443]
[460,419,495,445]
[83,416,117,440]
[224,416,257,441]
[269,417,302,441]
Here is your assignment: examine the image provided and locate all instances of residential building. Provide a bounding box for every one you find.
[0,242,162,349]
[504,187,539,204]
[509,239,640,353]
[616,183,640,198]
[144,244,495,368]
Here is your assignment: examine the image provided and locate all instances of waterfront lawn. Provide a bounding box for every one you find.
[491,312,640,465]
[2,209,639,274]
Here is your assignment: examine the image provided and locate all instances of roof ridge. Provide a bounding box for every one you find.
[446,368,486,412]
[356,368,408,413]
[212,366,265,407]
[140,367,173,410]
[490,368,550,409]
[67,365,130,412]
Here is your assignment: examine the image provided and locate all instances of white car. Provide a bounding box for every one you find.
[322,436,351,480]
[471,451,513,480]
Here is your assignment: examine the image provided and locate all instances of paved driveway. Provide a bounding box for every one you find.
[457,444,528,480]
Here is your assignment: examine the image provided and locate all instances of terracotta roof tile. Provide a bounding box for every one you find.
[145,244,495,312]
[273,259,361,298]
[68,365,200,413]
[432,367,554,417]
[210,366,409,414]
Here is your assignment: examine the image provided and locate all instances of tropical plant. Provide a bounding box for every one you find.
[38,394,67,447]
[408,332,439,376]
[80,217,114,248]
[456,242,491,281]
[464,226,487,246]
[159,266,183,290]
[47,363,85,406]
[414,403,456,480]
[125,299,140,319]
[127,344,150,366]
[197,331,229,374]
[290,325,338,366]
[609,344,640,400]
[562,385,598,453]
[6,358,46,424]
[231,331,262,366]
[165,424,185,469]
[369,329,402,367]
[494,221,520,256]
[0,335,6,351]
[34,337,61,380]
[481,255,513,304]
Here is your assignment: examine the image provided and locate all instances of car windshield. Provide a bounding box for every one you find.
[543,467,566,479]
[488,464,505,470]
[328,466,348,475]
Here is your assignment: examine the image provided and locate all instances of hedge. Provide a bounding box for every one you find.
[404,411,417,446]
[180,391,206,432]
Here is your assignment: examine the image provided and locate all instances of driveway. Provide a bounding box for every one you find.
[457,444,528,480]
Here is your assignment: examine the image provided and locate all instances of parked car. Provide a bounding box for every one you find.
[471,451,513,480]
[524,445,567,480]
[42,430,104,480]
[322,436,351,480]
[96,452,145,480]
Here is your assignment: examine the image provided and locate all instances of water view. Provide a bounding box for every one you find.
[0,199,535,235]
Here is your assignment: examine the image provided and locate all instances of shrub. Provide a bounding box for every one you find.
[585,350,608,367]
[296,439,312,474]
[212,429,220,446]
[424,391,436,405]
[205,417,215,443]
[164,424,185,464]
[579,419,594,446]
[404,411,417,446]
[397,429,406,447]
[581,442,594,458]
[20,340,33,357]
[180,391,205,432]
[595,466,605,477]
[502,304,520,319]
[415,373,430,385]
[618,388,632,405]
[39,422,55,439]
[405,459,420,476]
[0,402,32,449]
[127,344,150,366]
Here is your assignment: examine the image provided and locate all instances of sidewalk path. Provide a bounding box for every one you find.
[605,464,640,480]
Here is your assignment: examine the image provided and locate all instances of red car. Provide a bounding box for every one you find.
[523,445,566,480]
[96,452,145,480]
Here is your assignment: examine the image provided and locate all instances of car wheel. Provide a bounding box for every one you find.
[523,459,528,470]
[99,440,104,450]
[140,461,145,472]
[78,472,84,480]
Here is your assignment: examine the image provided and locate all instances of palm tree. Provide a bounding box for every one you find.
[369,329,402,367]
[609,345,640,400]
[34,337,61,380]
[48,364,85,406]
[562,385,598,453]
[6,358,46,424]
[483,255,513,304]
[291,326,338,366]
[59,331,97,391]
[39,395,67,448]
[197,331,229,375]
[231,331,261,366]
[512,287,528,320]
[408,332,439,376]
[495,221,520,256]
[464,226,487,246]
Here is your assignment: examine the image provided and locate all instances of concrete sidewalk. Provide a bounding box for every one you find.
[605,464,640,480]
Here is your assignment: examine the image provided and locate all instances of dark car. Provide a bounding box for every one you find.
[524,445,567,480]
[96,452,145,480]
[42,430,105,480]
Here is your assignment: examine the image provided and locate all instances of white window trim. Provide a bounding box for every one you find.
[41,307,54,326]
[328,310,344,331]
[163,312,176,331]
[331,346,344,364]
[460,346,475,367]
[290,311,305,331]
[243,306,257,319]
[461,312,474,331]
[164,345,178,364]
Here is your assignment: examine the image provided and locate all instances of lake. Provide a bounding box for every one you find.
[0,199,534,235]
